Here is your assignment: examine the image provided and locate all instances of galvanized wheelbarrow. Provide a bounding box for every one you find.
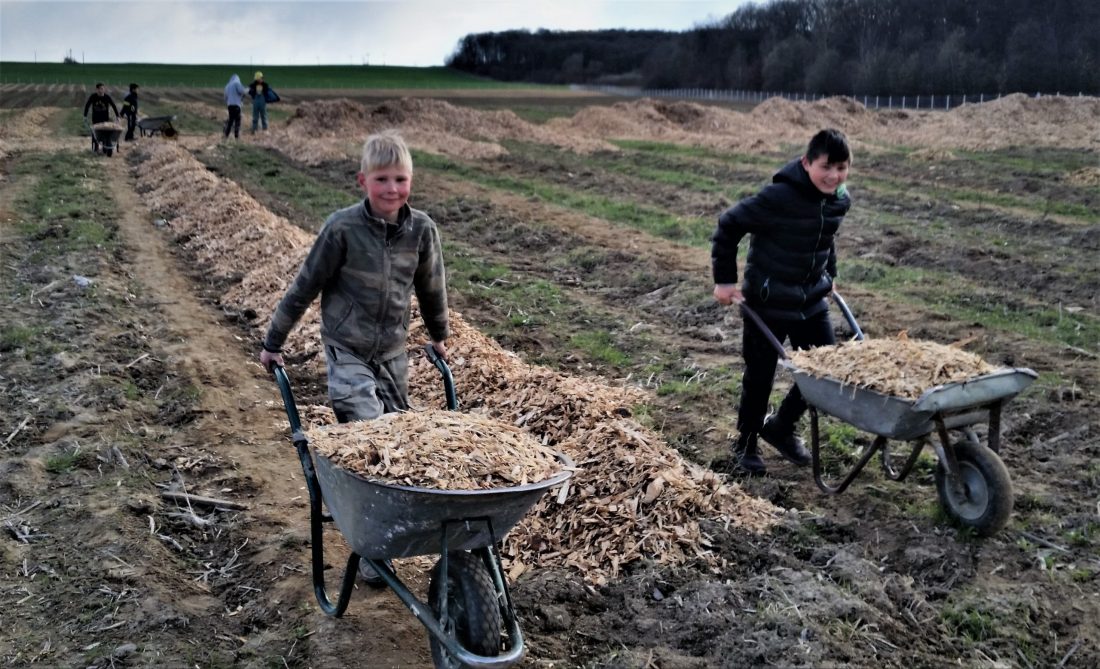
[137,115,178,138]
[272,345,573,668]
[742,293,1036,536]
[86,119,123,156]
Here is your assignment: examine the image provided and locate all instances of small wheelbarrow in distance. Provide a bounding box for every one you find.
[137,115,178,138]
[87,120,123,156]
[272,345,573,668]
[742,293,1036,536]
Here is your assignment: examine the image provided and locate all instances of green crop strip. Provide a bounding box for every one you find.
[845,258,1100,352]
[414,151,713,245]
[501,140,763,197]
[0,62,548,90]
[610,139,780,166]
[12,151,118,253]
[199,143,359,224]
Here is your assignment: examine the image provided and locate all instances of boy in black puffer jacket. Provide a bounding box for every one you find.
[712,128,852,475]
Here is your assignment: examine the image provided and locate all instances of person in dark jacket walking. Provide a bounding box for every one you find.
[82,83,121,152]
[712,128,852,475]
[120,83,139,141]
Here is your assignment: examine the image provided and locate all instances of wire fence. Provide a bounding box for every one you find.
[574,85,1097,110]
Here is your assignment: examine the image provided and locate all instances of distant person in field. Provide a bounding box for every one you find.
[712,128,852,476]
[259,130,448,584]
[82,83,121,152]
[247,70,278,133]
[223,74,248,139]
[120,83,139,141]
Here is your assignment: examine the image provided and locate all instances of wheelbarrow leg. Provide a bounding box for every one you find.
[933,417,964,496]
[810,407,885,494]
[297,438,357,616]
[880,438,926,482]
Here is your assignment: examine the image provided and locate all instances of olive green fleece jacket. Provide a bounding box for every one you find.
[263,200,449,362]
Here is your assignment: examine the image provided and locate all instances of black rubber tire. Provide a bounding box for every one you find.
[934,440,1014,537]
[105,147,113,157]
[427,551,501,668]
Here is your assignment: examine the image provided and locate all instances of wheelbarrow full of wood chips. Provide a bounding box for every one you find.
[742,293,1036,536]
[271,345,573,668]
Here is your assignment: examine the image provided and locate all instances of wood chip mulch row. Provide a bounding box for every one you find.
[130,141,783,585]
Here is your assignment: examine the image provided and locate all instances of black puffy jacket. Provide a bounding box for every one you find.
[711,158,851,320]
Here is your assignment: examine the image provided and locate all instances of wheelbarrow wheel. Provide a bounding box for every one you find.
[428,551,501,668]
[934,440,1013,537]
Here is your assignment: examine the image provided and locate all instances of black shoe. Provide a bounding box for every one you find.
[357,557,394,588]
[733,432,767,476]
[759,416,812,466]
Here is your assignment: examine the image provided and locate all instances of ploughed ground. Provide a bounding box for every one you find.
[0,91,1097,668]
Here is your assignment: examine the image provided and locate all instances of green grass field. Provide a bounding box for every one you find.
[0,62,539,89]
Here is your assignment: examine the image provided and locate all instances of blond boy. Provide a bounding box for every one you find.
[260,130,449,422]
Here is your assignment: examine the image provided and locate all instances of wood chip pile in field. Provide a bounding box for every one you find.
[131,142,323,358]
[407,311,781,583]
[543,94,1100,153]
[788,334,998,399]
[253,97,615,166]
[0,107,63,159]
[131,140,782,585]
[310,410,562,490]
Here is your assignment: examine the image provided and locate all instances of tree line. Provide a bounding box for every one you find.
[446,0,1099,95]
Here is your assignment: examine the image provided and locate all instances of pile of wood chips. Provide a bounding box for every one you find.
[407,310,781,584]
[309,410,563,490]
[788,333,998,400]
[132,142,784,586]
[92,121,124,131]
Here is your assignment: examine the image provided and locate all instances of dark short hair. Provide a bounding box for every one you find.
[95,82,104,88]
[806,129,850,164]
[129,83,139,91]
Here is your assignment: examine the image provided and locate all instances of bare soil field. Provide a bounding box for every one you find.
[1,84,1098,668]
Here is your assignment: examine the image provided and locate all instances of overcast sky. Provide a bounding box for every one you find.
[1,0,747,67]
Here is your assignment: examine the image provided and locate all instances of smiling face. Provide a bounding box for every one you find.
[801,153,850,196]
[357,166,412,222]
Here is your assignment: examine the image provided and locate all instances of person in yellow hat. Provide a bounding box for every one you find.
[248,71,270,133]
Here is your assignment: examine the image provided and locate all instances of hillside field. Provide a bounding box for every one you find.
[1,83,1098,668]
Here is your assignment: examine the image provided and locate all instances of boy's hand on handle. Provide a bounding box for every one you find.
[260,349,284,371]
[713,283,743,306]
[430,340,448,361]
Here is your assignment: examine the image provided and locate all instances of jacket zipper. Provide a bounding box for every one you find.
[367,219,392,361]
[802,199,826,284]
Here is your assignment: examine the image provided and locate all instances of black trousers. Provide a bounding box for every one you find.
[124,113,137,141]
[737,308,835,434]
[224,105,242,137]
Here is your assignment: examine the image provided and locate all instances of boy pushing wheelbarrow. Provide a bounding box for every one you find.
[82,82,122,155]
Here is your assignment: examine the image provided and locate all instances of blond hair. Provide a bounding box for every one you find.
[361,129,413,174]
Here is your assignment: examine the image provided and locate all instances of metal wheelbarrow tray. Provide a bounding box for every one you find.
[137,115,178,138]
[90,125,123,156]
[743,294,1036,537]
[272,345,573,668]
[784,364,1037,441]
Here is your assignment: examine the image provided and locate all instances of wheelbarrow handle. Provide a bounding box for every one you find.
[831,291,865,341]
[738,302,788,360]
[270,364,305,440]
[423,343,458,411]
